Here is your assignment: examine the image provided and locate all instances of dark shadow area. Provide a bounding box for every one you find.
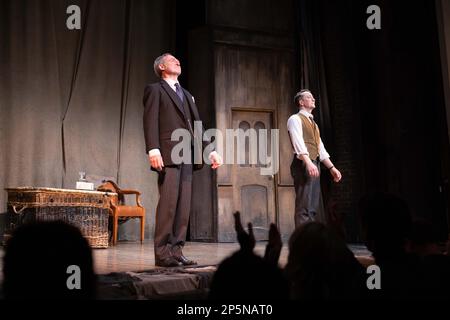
[2,221,96,300]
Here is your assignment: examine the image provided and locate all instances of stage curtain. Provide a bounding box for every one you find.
[0,0,175,240]
[296,0,335,221]
[296,0,333,142]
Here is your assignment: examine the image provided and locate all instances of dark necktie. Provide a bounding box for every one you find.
[175,83,193,135]
[174,83,184,102]
[310,116,318,139]
[310,116,317,129]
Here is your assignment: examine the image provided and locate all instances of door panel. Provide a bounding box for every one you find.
[231,110,275,241]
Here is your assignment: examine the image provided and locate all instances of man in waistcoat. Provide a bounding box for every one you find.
[287,89,342,227]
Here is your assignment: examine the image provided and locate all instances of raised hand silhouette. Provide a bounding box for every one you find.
[233,211,255,252]
[264,223,282,266]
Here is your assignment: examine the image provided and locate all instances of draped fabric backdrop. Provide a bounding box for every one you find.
[296,0,336,226]
[0,0,175,240]
[296,0,332,140]
[296,0,450,241]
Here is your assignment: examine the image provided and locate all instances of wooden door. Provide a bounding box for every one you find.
[231,110,276,241]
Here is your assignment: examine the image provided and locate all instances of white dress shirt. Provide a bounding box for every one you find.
[287,109,330,162]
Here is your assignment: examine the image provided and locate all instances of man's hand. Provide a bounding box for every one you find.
[330,167,342,183]
[209,151,223,170]
[149,154,164,171]
[299,155,319,178]
[306,161,319,178]
[233,211,255,253]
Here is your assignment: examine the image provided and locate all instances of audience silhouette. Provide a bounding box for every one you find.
[358,192,427,299]
[284,222,367,300]
[407,218,450,299]
[209,212,289,300]
[408,218,443,257]
[211,191,450,301]
[3,194,448,301]
[2,221,96,300]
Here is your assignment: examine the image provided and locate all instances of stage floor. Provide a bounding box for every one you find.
[92,240,289,274]
[0,240,370,276]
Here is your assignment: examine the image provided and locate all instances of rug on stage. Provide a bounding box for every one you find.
[97,265,217,300]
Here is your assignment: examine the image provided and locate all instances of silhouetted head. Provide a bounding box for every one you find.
[3,221,96,300]
[358,192,412,260]
[285,222,365,300]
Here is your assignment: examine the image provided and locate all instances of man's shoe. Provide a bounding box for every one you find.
[174,255,197,266]
[155,257,182,267]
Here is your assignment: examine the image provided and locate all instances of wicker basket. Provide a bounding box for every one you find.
[4,187,117,248]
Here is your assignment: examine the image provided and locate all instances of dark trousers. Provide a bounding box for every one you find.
[154,164,193,261]
[290,156,325,228]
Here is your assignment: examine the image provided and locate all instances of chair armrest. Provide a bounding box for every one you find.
[119,189,141,195]
[117,190,144,207]
[135,194,144,208]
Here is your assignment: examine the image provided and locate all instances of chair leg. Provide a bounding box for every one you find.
[113,215,119,245]
[140,214,145,244]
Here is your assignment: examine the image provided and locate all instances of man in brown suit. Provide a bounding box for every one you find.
[143,53,222,267]
[287,89,342,227]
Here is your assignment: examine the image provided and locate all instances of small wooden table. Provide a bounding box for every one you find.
[4,187,118,248]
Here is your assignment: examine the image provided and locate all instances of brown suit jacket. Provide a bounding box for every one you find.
[143,80,205,171]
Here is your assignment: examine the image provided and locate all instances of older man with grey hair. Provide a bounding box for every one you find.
[287,89,342,227]
[143,53,222,267]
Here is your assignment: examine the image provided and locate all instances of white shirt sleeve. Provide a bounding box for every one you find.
[287,115,309,158]
[148,149,161,157]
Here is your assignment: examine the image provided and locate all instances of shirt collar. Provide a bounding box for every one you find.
[299,109,313,119]
[163,78,179,90]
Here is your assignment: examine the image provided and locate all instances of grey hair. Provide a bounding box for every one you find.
[293,89,312,106]
[153,53,172,78]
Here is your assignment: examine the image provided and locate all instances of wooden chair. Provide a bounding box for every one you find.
[97,180,145,245]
